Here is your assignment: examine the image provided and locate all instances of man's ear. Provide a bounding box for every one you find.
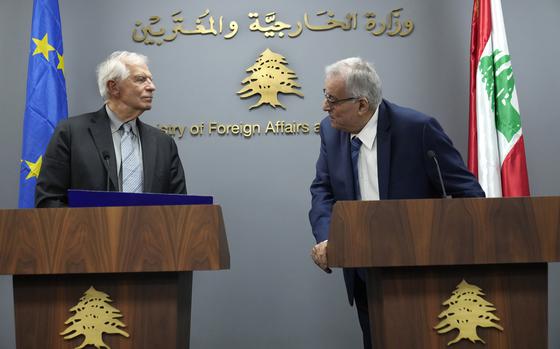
[107,80,119,98]
[357,97,370,115]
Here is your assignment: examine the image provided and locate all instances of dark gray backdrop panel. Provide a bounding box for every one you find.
[1,0,559,348]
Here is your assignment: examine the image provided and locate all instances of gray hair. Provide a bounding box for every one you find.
[325,57,382,110]
[96,51,149,100]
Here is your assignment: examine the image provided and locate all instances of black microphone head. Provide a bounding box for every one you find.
[427,150,436,159]
[102,151,110,160]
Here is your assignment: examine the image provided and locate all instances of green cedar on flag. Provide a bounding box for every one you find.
[468,0,529,197]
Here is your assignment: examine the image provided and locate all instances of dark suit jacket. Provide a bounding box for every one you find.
[309,99,484,303]
[35,107,187,207]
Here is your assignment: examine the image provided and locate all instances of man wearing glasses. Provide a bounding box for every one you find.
[308,57,484,348]
[36,51,186,207]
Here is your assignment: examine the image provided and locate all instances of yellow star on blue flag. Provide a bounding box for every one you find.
[32,33,56,61]
[57,52,65,75]
[25,156,43,180]
[19,0,68,208]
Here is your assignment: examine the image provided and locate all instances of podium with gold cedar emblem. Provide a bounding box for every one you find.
[0,205,229,348]
[327,196,559,348]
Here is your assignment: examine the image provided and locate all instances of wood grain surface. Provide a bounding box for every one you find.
[328,196,560,267]
[367,264,547,349]
[0,205,230,275]
[14,272,193,349]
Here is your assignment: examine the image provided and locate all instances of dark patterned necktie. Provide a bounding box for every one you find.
[351,136,362,200]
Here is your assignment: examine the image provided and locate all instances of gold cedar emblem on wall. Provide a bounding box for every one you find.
[238,48,303,109]
[434,280,503,346]
[60,286,130,349]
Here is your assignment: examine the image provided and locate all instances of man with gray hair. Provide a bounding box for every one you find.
[36,51,186,207]
[309,57,484,348]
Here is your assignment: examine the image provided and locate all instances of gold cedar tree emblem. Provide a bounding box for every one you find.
[60,286,130,349]
[238,48,303,109]
[434,279,503,346]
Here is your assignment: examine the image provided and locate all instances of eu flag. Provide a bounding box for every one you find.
[18,0,68,208]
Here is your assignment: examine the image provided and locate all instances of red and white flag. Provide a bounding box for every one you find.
[468,0,530,197]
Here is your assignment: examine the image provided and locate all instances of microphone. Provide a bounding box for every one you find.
[427,150,448,198]
[102,151,111,191]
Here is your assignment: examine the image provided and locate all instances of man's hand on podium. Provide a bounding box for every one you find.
[311,240,331,273]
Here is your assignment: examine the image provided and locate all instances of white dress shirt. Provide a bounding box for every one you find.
[352,108,380,201]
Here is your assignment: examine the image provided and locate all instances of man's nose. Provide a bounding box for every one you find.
[322,99,330,112]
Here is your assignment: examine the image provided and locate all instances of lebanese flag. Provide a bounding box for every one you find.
[468,0,530,197]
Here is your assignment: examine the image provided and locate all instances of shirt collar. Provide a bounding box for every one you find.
[352,107,379,150]
[105,104,139,136]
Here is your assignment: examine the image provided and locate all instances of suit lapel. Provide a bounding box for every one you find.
[137,120,156,193]
[87,107,118,190]
[377,100,391,199]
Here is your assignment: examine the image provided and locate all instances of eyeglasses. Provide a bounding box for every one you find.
[323,89,358,107]
[129,74,155,87]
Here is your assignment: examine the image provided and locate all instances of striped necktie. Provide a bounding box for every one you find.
[121,122,143,193]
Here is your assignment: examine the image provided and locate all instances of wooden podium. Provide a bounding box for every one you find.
[0,205,229,349]
[328,196,560,348]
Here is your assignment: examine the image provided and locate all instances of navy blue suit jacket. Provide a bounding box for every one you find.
[309,99,485,303]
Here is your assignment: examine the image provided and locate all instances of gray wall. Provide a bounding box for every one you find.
[1,0,559,348]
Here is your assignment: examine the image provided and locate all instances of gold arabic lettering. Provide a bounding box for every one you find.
[132,8,414,44]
